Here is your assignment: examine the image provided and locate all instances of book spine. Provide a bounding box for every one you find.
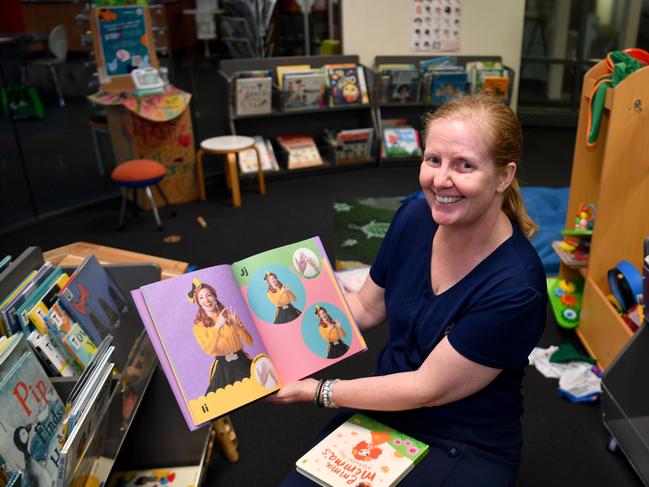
[27,330,78,377]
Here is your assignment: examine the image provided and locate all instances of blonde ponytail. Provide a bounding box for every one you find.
[503,179,537,238]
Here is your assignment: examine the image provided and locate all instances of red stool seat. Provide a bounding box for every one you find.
[110,159,175,231]
[111,159,166,187]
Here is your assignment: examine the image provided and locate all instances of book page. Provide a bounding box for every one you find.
[138,265,278,428]
[231,237,366,384]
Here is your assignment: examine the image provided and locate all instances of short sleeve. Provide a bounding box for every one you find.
[447,287,546,369]
[369,203,408,288]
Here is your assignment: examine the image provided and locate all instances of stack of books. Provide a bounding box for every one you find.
[0,253,128,378]
[465,61,510,103]
[237,135,280,175]
[276,64,324,111]
[419,56,467,104]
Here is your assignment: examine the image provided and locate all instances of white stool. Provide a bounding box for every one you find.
[196,135,266,207]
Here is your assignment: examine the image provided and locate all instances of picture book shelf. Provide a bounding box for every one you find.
[373,55,513,167]
[0,244,221,486]
[554,59,649,370]
[219,55,379,180]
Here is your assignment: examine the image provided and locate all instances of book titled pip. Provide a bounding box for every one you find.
[132,237,367,430]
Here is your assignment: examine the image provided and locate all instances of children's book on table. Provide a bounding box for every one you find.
[132,237,367,430]
[296,413,429,487]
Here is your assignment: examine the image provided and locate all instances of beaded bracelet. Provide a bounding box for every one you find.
[320,379,340,408]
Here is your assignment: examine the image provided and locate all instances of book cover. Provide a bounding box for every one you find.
[382,127,422,158]
[326,66,362,106]
[0,336,66,487]
[27,330,80,377]
[237,136,279,174]
[235,77,272,116]
[330,128,373,164]
[277,135,324,170]
[480,75,510,102]
[296,413,429,487]
[387,68,420,103]
[58,255,128,347]
[14,268,64,336]
[132,237,366,430]
[1,263,54,337]
[276,64,311,89]
[45,301,97,370]
[281,71,323,111]
[107,465,200,487]
[431,72,468,104]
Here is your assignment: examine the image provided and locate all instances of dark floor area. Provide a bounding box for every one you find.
[0,121,643,485]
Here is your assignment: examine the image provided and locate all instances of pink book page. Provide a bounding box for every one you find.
[231,237,366,384]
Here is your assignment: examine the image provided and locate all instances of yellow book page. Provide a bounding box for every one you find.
[276,64,311,89]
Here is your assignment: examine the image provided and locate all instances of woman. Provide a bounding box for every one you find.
[272,95,547,486]
[264,272,301,324]
[190,280,253,394]
[315,305,349,359]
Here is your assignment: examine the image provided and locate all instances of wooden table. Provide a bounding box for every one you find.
[43,241,241,463]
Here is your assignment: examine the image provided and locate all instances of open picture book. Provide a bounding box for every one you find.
[132,237,366,430]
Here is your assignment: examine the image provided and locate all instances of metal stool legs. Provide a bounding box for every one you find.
[118,187,128,231]
[144,186,163,231]
[155,183,177,217]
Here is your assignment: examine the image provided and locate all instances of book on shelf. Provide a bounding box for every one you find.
[465,61,505,95]
[107,465,200,487]
[429,71,468,104]
[0,256,11,274]
[277,134,324,170]
[57,254,128,347]
[480,75,510,103]
[324,128,374,164]
[377,64,419,103]
[382,126,423,159]
[0,334,66,487]
[58,351,114,487]
[237,136,280,175]
[281,70,324,111]
[276,64,312,89]
[296,413,429,487]
[131,237,366,430]
[235,76,272,116]
[325,64,363,107]
[1,262,54,337]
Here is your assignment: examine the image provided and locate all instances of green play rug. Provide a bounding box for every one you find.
[332,197,401,270]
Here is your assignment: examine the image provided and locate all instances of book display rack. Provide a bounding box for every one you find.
[372,55,513,166]
[550,59,649,370]
[0,245,221,487]
[219,55,379,180]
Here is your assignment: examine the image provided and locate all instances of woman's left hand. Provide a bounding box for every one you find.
[266,378,318,404]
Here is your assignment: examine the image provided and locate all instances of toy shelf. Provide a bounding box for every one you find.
[559,59,649,369]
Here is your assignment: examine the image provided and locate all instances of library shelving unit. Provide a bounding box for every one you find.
[219,55,378,181]
[0,244,225,487]
[552,59,649,370]
[373,55,511,167]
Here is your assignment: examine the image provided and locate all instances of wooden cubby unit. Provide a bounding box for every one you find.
[559,59,649,369]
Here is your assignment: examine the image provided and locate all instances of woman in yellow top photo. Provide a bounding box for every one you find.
[189,279,254,394]
[316,305,349,359]
[264,271,302,324]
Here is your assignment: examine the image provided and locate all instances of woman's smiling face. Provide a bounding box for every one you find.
[197,287,217,312]
[419,117,512,228]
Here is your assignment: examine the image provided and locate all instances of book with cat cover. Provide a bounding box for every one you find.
[296,413,429,487]
[57,255,128,347]
[131,237,366,430]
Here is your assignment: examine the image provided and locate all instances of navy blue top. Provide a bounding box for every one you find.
[370,199,547,431]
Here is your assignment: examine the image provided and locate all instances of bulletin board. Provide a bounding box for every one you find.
[91,5,159,92]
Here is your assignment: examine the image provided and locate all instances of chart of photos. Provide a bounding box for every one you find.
[411,0,462,52]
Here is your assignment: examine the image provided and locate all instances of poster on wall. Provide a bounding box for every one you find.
[411,0,461,52]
